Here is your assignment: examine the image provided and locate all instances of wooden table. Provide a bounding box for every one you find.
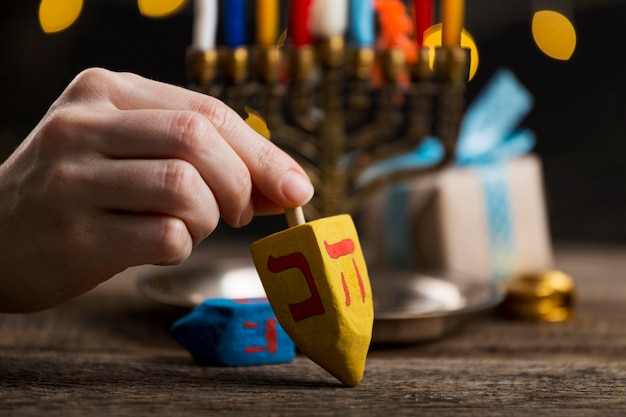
[2,243,625,416]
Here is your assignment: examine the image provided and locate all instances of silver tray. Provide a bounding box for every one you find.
[137,257,503,345]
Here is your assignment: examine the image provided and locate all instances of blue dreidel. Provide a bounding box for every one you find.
[170,298,295,366]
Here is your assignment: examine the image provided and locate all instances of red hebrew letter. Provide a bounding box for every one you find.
[341,272,351,307]
[232,298,268,304]
[267,252,326,322]
[243,318,279,354]
[324,238,355,258]
[324,239,366,304]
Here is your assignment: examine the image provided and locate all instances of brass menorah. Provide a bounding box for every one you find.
[186,39,469,220]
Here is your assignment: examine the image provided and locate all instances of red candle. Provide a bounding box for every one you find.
[413,0,432,48]
[289,0,313,47]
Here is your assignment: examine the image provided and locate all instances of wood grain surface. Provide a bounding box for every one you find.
[1,243,625,416]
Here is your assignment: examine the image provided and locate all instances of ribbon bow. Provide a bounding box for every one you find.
[368,67,535,175]
[456,67,535,166]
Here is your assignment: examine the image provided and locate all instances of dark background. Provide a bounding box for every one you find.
[0,1,624,244]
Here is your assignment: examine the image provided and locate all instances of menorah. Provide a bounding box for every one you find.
[185,33,469,221]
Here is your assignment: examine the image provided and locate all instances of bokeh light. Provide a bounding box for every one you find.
[138,0,188,18]
[39,0,83,34]
[245,107,271,140]
[532,10,576,60]
[422,24,479,81]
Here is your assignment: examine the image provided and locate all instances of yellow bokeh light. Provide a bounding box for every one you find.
[39,0,83,34]
[138,0,188,18]
[422,24,479,81]
[532,10,576,60]
[245,107,271,140]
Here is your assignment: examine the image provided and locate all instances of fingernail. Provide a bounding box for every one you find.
[282,170,314,206]
[239,202,255,227]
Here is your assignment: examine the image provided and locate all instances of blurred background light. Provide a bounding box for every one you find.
[423,23,479,81]
[138,0,188,19]
[39,0,83,33]
[532,10,577,60]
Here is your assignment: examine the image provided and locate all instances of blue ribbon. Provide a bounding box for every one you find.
[380,68,535,282]
[478,164,515,283]
[386,184,413,267]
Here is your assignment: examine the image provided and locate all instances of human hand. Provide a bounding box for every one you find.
[0,68,313,312]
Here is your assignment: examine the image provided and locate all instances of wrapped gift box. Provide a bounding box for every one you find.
[359,153,553,284]
[357,68,553,284]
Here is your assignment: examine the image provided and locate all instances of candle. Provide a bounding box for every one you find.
[412,0,432,48]
[257,0,279,47]
[374,0,417,62]
[349,0,375,47]
[289,0,313,47]
[223,0,247,48]
[441,0,464,48]
[311,0,348,38]
[192,0,218,50]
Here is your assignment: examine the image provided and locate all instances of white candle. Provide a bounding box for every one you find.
[192,0,218,50]
[310,0,348,38]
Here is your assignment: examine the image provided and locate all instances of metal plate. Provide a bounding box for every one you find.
[137,257,503,345]
[368,267,503,344]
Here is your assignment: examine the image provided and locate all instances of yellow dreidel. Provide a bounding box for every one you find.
[250,207,374,386]
[244,108,373,385]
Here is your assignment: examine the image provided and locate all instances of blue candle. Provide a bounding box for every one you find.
[223,0,247,48]
[349,0,375,47]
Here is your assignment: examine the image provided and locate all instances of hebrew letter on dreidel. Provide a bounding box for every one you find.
[250,209,374,386]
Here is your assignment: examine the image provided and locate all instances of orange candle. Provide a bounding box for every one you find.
[442,0,464,48]
[257,0,279,47]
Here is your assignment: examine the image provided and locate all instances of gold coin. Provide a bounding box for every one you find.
[499,270,575,322]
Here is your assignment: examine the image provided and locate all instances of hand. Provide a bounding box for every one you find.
[0,68,313,312]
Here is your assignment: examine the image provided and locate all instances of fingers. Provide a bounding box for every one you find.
[109,213,195,267]
[52,68,314,253]
[80,158,221,244]
[85,108,255,228]
[84,212,196,269]
[80,69,314,209]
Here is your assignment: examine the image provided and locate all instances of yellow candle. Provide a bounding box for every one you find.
[257,0,279,47]
[442,0,464,48]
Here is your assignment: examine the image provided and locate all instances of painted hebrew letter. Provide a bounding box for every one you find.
[324,239,367,305]
[267,253,326,322]
[243,318,279,354]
